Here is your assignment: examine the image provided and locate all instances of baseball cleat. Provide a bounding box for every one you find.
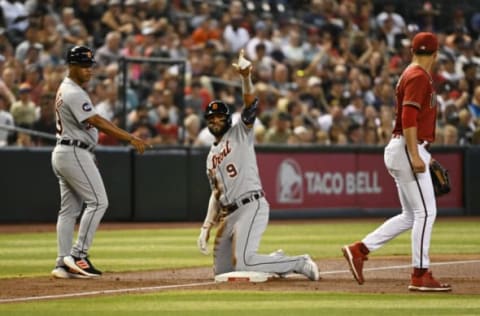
[51,266,91,279]
[342,242,369,285]
[408,270,452,292]
[300,255,320,281]
[64,255,102,277]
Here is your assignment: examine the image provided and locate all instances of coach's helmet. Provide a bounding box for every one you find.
[204,100,232,137]
[66,45,96,66]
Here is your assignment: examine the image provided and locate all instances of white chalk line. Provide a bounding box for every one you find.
[319,259,480,275]
[0,281,217,304]
[1,259,478,304]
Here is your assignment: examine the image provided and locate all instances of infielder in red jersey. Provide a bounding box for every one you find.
[342,32,451,292]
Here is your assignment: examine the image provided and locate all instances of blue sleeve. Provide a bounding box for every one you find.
[241,98,259,125]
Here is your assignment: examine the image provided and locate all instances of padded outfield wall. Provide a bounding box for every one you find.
[0,145,476,222]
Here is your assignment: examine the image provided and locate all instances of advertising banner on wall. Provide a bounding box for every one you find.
[257,152,463,212]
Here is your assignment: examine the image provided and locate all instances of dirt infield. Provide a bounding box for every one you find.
[2,255,479,302]
[1,221,479,302]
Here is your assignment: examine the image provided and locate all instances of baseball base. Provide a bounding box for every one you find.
[214,271,276,283]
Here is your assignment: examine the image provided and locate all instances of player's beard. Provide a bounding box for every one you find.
[207,117,228,137]
[209,119,232,137]
[208,124,227,137]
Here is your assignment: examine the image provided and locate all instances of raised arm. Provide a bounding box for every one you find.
[232,49,256,108]
[232,49,258,128]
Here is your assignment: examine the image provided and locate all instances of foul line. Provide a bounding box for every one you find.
[1,259,479,304]
[320,259,480,275]
[0,281,216,304]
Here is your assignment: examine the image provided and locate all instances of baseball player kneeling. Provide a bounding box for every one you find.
[197,50,319,281]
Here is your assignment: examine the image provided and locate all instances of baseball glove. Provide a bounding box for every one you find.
[430,160,451,197]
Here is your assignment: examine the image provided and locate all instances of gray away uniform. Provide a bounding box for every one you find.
[207,114,308,275]
[51,77,108,267]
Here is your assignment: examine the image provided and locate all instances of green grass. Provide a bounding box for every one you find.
[0,219,479,315]
[0,219,479,277]
[1,291,479,316]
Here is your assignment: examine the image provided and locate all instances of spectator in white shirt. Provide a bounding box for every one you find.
[0,94,14,146]
[223,16,250,54]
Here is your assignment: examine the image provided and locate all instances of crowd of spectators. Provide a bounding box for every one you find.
[1,0,480,148]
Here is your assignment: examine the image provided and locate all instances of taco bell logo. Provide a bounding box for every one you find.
[277,159,303,203]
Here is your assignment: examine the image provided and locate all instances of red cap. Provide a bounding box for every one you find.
[412,32,438,54]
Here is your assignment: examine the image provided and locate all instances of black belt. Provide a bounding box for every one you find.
[421,142,431,152]
[58,139,94,152]
[223,190,265,214]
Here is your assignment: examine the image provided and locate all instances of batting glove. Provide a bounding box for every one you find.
[197,226,211,255]
[232,49,252,76]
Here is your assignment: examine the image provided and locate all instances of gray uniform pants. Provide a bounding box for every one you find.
[51,145,108,267]
[213,197,306,275]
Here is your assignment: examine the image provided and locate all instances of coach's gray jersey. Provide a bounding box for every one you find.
[206,120,262,206]
[55,77,98,146]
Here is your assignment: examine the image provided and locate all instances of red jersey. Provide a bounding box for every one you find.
[392,65,437,142]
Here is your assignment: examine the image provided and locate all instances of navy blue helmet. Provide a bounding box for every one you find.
[66,46,96,66]
[204,100,232,136]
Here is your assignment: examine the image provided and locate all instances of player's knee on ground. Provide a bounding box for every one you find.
[214,260,235,275]
[234,252,258,271]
